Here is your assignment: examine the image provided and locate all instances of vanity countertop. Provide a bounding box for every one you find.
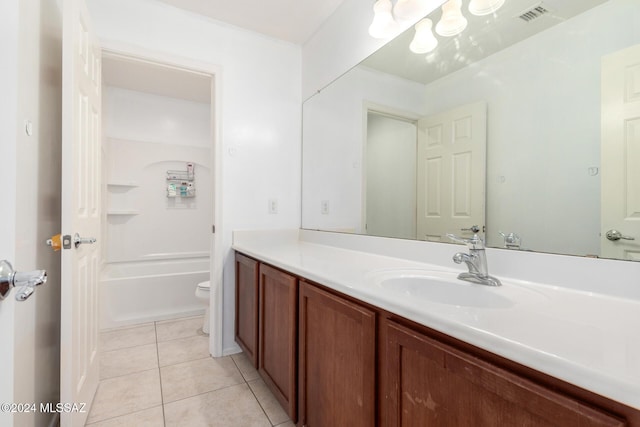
[232,229,640,411]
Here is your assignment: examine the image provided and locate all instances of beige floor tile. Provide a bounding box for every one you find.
[248,378,290,425]
[85,405,164,426]
[157,335,210,367]
[100,343,158,380]
[231,352,260,381]
[100,324,156,352]
[274,422,295,427]
[156,315,205,342]
[87,369,162,424]
[160,356,244,403]
[164,383,271,427]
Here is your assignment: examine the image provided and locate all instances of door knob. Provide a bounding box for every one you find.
[73,233,97,248]
[605,230,635,241]
[0,260,47,301]
[461,225,481,233]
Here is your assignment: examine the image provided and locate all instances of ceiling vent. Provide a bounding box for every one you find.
[517,3,550,22]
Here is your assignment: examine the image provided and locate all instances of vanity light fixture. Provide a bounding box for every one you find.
[409,18,439,53]
[468,0,505,16]
[369,0,397,39]
[394,0,432,22]
[369,0,438,39]
[435,0,468,37]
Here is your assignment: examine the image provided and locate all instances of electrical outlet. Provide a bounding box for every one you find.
[268,199,278,214]
[321,200,330,215]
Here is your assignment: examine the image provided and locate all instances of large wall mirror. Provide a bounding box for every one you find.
[302,0,640,261]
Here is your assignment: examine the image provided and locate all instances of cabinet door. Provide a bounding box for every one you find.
[259,263,297,421]
[235,253,259,367]
[299,281,376,427]
[383,319,626,427]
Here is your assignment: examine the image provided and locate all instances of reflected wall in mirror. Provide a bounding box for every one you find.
[302,0,640,261]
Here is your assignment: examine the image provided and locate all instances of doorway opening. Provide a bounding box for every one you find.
[99,50,222,355]
[364,110,418,239]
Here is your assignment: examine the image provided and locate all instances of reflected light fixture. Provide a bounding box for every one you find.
[468,0,505,16]
[368,0,397,39]
[435,0,468,37]
[394,0,431,22]
[409,18,438,54]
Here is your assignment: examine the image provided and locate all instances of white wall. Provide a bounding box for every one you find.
[87,0,301,354]
[0,0,19,424]
[104,87,211,147]
[103,87,212,264]
[13,0,63,426]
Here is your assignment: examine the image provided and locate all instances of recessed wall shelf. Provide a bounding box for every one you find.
[107,210,140,216]
[107,182,139,188]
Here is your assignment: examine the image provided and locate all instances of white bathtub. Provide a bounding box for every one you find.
[100,258,209,329]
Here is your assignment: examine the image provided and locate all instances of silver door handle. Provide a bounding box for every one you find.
[0,260,47,301]
[605,230,635,241]
[73,233,97,248]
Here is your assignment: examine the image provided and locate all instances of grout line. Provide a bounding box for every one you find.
[162,382,248,406]
[99,366,159,382]
[246,380,274,426]
[231,355,278,427]
[154,321,168,427]
[159,355,213,369]
[156,331,209,345]
[84,405,164,426]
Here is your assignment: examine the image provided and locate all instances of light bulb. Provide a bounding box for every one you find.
[409,18,438,54]
[368,0,397,39]
[435,0,468,37]
[468,0,505,16]
[394,0,431,22]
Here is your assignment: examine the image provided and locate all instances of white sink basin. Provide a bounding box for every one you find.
[364,269,546,309]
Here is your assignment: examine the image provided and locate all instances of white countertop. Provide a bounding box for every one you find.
[232,229,640,411]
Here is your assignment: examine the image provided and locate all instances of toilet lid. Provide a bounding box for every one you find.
[197,281,210,290]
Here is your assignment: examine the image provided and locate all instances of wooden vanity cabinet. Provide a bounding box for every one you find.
[235,252,639,427]
[298,281,376,427]
[258,263,298,421]
[235,253,259,367]
[381,318,626,427]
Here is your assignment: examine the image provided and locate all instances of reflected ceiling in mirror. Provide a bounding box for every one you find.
[301,0,640,261]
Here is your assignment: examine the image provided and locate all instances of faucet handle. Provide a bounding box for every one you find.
[446,233,485,250]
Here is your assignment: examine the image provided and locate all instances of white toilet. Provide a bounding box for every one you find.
[195,280,210,334]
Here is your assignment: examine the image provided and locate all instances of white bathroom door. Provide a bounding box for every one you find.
[60,0,102,424]
[416,102,487,242]
[601,44,640,260]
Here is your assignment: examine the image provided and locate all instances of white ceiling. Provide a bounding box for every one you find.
[154,0,349,44]
[102,54,212,103]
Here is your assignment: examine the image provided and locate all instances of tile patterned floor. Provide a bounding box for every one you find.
[86,315,293,427]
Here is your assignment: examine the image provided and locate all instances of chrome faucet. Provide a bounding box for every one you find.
[447,232,501,287]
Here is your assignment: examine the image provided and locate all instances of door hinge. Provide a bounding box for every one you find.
[212,225,216,234]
